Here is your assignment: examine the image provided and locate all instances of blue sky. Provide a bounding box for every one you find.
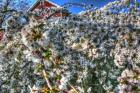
[29,0,140,13]
[50,0,116,13]
[29,0,116,13]
[1,0,140,13]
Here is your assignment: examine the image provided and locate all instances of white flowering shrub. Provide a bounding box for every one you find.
[0,1,140,93]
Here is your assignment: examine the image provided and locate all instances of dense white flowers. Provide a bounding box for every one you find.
[0,0,140,92]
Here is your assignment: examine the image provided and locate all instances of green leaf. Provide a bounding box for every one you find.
[44,48,52,58]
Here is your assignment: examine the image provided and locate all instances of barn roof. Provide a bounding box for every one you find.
[27,0,62,12]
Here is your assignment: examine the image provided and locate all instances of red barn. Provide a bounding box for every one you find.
[27,0,68,19]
